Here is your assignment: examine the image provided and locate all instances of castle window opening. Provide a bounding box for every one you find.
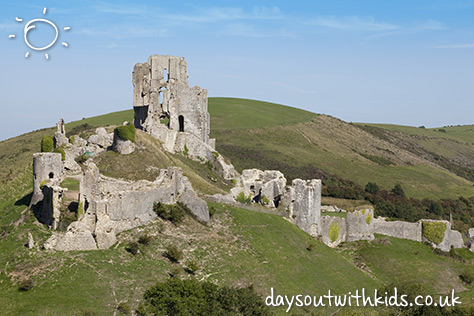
[49,172,54,179]
[178,115,184,132]
[163,69,168,82]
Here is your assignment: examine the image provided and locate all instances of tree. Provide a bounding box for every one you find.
[365,182,380,195]
[391,184,405,197]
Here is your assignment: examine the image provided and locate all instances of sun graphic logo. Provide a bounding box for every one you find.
[8,7,70,60]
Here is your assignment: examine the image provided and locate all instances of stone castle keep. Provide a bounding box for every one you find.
[30,54,474,253]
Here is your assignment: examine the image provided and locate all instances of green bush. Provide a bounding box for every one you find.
[236,192,252,205]
[18,278,34,291]
[138,234,151,246]
[142,279,271,316]
[153,202,186,225]
[114,124,135,142]
[69,135,75,144]
[460,270,474,285]
[422,221,447,245]
[53,147,66,161]
[117,302,131,315]
[365,182,379,194]
[75,154,88,164]
[165,245,183,263]
[168,266,182,278]
[183,145,189,156]
[329,221,340,242]
[126,241,140,255]
[186,259,200,274]
[41,135,54,152]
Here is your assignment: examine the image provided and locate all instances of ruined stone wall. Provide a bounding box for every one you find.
[373,218,422,242]
[32,153,63,205]
[132,55,210,145]
[319,216,346,247]
[421,219,452,252]
[45,162,210,251]
[345,209,374,242]
[287,179,321,237]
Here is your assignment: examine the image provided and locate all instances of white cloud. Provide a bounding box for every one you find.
[309,16,401,31]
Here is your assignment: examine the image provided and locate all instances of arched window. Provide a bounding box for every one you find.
[48,172,54,179]
[178,115,184,132]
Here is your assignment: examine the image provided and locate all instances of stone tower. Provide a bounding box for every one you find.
[31,152,63,205]
[132,55,211,146]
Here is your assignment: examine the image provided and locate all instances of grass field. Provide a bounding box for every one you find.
[0,97,473,315]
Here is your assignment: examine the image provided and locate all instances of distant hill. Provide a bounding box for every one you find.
[209,98,474,200]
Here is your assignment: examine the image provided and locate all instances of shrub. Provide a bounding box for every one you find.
[41,135,54,152]
[75,154,88,164]
[460,270,474,285]
[422,221,447,245]
[165,245,183,263]
[168,266,182,278]
[53,147,66,161]
[69,135,75,144]
[18,278,34,291]
[186,259,200,274]
[391,184,406,197]
[307,242,316,251]
[117,302,131,315]
[153,202,186,225]
[114,124,135,142]
[142,279,271,316]
[126,241,140,255]
[365,182,379,194]
[138,234,151,246]
[183,145,189,156]
[329,221,340,242]
[236,192,252,205]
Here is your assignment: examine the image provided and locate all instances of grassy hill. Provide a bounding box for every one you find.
[209,98,474,200]
[0,97,473,315]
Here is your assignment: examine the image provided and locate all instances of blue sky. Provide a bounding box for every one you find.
[1,0,474,140]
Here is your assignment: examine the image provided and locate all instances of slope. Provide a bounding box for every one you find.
[208,98,474,200]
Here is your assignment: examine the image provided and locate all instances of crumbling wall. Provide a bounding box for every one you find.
[229,169,286,207]
[39,184,63,229]
[320,216,346,247]
[286,179,321,237]
[373,218,422,242]
[132,55,234,179]
[421,220,452,252]
[46,162,209,251]
[32,153,63,205]
[346,209,374,242]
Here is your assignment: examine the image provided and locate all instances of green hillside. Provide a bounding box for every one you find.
[0,97,473,315]
[208,98,474,200]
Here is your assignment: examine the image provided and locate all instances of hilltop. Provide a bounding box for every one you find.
[0,97,473,315]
